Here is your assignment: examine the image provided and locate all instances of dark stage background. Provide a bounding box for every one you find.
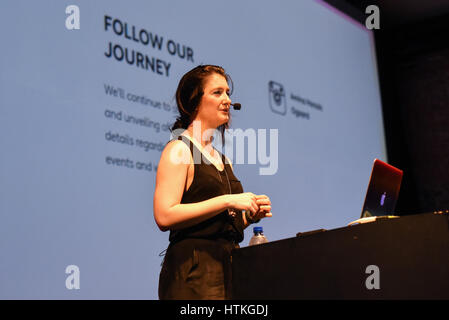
[336,0,449,215]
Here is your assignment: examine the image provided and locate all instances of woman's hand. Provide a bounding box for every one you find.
[227,192,260,215]
[227,193,272,220]
[251,194,272,220]
[255,194,272,218]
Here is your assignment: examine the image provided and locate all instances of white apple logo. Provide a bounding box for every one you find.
[380,192,386,206]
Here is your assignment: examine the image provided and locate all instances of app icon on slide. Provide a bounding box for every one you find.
[268,81,287,115]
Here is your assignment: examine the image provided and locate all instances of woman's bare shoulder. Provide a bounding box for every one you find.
[159,139,191,165]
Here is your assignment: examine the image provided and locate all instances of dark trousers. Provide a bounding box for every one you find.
[159,238,239,300]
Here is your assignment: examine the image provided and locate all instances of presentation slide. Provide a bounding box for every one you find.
[0,0,385,298]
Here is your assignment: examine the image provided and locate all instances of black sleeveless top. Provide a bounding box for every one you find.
[168,135,245,244]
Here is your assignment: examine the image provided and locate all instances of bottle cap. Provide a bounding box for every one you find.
[253,226,263,233]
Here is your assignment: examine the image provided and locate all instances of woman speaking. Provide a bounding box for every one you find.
[153,65,272,299]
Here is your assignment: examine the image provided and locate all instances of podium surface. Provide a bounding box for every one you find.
[232,213,449,299]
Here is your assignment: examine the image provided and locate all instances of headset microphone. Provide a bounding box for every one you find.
[231,103,241,110]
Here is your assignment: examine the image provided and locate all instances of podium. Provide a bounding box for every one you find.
[231,213,449,299]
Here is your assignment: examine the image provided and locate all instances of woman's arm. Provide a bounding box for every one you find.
[153,141,260,231]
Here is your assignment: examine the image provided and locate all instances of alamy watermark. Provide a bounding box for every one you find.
[365,5,380,30]
[365,265,380,290]
[65,264,80,290]
[65,5,80,30]
[170,121,278,176]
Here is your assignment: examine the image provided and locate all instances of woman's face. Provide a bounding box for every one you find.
[195,73,231,128]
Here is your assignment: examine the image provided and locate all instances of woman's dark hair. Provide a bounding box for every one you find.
[171,65,233,143]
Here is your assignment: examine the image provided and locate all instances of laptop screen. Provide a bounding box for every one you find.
[361,159,403,218]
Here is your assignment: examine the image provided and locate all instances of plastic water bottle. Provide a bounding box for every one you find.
[249,226,268,246]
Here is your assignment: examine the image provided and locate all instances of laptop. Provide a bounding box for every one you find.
[348,159,403,226]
